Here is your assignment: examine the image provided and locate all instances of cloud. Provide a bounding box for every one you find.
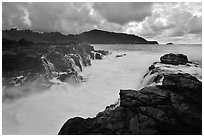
[2,2,143,34]
[187,16,202,34]
[2,2,202,43]
[165,9,193,37]
[2,2,30,29]
[93,2,153,25]
[28,2,100,34]
[126,2,202,43]
[2,2,99,34]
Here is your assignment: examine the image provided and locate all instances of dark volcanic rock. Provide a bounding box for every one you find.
[58,54,202,135]
[160,53,188,65]
[162,73,202,104]
[94,50,109,56]
[2,40,93,79]
[116,53,126,58]
[46,51,70,72]
[3,39,110,101]
[95,53,103,59]
[120,73,202,134]
[58,117,102,135]
[140,60,202,88]
[90,50,109,60]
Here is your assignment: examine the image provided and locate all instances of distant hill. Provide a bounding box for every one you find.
[2,28,158,44]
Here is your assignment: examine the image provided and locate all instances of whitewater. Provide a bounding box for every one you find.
[2,44,202,135]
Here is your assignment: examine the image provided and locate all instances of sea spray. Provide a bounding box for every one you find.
[2,44,202,135]
[2,51,161,134]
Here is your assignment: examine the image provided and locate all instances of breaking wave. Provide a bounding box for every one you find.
[2,44,202,135]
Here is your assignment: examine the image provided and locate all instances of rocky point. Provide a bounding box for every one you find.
[2,39,109,101]
[58,53,202,135]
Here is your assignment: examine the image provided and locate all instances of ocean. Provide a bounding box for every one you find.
[2,44,202,135]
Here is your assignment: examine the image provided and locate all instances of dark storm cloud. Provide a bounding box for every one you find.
[93,2,153,25]
[2,2,202,43]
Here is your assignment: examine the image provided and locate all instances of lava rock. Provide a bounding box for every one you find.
[58,72,201,135]
[160,53,188,65]
[161,73,202,104]
[94,50,109,56]
[58,53,202,135]
[116,53,126,58]
[95,53,103,59]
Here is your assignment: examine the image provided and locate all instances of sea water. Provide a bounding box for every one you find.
[2,44,202,135]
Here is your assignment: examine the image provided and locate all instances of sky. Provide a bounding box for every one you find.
[2,2,202,44]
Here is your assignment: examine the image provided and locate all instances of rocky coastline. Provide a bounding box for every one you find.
[58,53,202,135]
[2,39,109,101]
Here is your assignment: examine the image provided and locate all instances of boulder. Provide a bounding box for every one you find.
[160,53,188,65]
[95,53,103,59]
[94,50,109,56]
[90,50,108,60]
[116,54,126,58]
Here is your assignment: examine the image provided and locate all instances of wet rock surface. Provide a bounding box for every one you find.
[116,53,126,58]
[2,39,108,101]
[3,39,108,82]
[160,53,189,65]
[90,50,109,60]
[59,74,202,135]
[58,53,202,135]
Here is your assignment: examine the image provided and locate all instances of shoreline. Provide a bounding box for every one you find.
[2,42,202,135]
[58,53,202,135]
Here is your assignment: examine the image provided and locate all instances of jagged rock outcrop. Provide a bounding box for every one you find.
[58,53,202,135]
[2,39,108,101]
[140,53,201,88]
[3,39,107,81]
[3,40,92,83]
[94,50,109,56]
[90,50,109,60]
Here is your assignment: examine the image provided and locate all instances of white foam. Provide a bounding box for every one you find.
[2,49,201,135]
